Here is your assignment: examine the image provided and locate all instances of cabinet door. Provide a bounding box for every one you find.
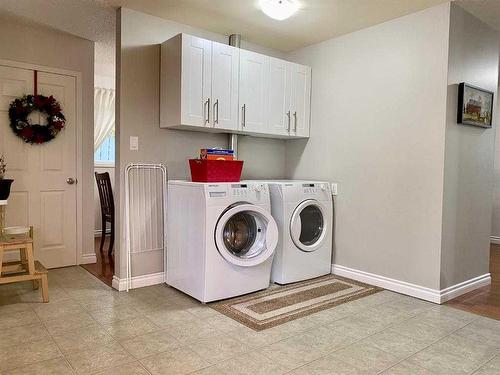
[181,35,212,127]
[211,42,239,131]
[291,64,311,137]
[268,58,292,136]
[239,50,269,133]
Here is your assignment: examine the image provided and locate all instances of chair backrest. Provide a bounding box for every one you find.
[95,172,114,217]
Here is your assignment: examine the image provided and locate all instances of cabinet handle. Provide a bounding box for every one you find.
[242,104,246,127]
[214,99,219,125]
[293,111,297,132]
[286,111,291,133]
[204,98,210,125]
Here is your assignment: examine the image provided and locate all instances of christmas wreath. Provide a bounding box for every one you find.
[8,95,66,144]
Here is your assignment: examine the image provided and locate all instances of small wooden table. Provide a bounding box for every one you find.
[0,233,49,303]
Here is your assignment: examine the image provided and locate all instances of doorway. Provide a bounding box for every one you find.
[446,245,500,319]
[81,81,115,286]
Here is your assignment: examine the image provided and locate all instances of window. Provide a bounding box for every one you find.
[94,87,115,166]
[94,133,115,166]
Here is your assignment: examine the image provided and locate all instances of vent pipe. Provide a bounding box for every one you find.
[228,34,241,159]
[229,34,241,48]
[229,133,239,160]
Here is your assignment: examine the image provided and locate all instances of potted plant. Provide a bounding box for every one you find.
[0,155,13,200]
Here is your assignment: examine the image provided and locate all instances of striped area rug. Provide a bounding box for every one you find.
[209,275,381,331]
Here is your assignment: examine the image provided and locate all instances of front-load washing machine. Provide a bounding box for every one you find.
[166,181,278,303]
[257,180,333,284]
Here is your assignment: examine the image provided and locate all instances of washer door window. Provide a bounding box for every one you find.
[290,200,327,252]
[215,204,278,267]
[223,212,257,257]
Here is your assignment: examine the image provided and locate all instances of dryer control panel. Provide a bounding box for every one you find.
[276,181,332,202]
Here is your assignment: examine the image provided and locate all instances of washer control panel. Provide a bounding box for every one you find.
[205,183,268,201]
[302,183,330,194]
[231,183,268,198]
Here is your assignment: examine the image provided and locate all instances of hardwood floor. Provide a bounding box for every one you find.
[80,236,114,287]
[446,244,500,320]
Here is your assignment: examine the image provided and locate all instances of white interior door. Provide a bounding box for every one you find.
[291,64,311,137]
[268,58,292,136]
[211,42,239,131]
[181,35,212,127]
[0,65,77,268]
[239,50,269,133]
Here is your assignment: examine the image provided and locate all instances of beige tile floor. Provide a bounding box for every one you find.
[0,266,499,374]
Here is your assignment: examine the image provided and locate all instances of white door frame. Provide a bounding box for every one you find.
[0,58,84,265]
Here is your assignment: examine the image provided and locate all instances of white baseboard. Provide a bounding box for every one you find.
[112,272,164,291]
[332,264,441,303]
[80,253,97,264]
[439,273,491,303]
[490,236,500,245]
[331,264,490,304]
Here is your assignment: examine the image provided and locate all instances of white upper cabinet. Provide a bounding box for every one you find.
[182,36,212,127]
[238,50,269,133]
[211,42,239,131]
[161,34,212,128]
[161,34,238,132]
[160,33,311,139]
[291,64,311,137]
[268,57,292,136]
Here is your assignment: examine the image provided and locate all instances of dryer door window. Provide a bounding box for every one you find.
[290,200,328,252]
[215,204,278,267]
[299,205,324,246]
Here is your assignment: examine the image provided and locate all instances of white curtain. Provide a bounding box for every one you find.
[94,87,115,151]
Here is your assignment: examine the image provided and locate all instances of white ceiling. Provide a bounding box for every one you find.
[0,0,116,77]
[457,0,500,33]
[100,0,451,52]
[0,0,499,77]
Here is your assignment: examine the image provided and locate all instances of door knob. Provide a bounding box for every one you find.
[66,178,76,185]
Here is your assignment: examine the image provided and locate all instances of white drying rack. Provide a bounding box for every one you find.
[124,163,168,292]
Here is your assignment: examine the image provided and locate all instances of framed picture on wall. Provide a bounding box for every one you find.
[457,83,494,128]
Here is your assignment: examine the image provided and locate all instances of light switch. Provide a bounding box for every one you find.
[130,136,139,151]
[331,183,338,196]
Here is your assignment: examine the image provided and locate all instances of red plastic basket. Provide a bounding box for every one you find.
[189,159,244,183]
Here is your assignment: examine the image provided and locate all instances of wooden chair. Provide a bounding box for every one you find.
[95,172,115,255]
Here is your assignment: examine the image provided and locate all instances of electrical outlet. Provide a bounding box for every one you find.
[130,136,139,151]
[331,183,338,196]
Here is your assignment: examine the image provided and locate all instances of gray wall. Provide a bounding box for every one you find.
[116,4,499,294]
[440,4,499,289]
[492,71,500,239]
[0,15,95,262]
[493,93,500,238]
[285,4,451,290]
[116,8,287,278]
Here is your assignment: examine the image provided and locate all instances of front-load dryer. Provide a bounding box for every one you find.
[166,181,278,303]
[254,180,333,284]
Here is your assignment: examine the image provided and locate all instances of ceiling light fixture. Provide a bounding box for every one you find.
[259,0,300,21]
